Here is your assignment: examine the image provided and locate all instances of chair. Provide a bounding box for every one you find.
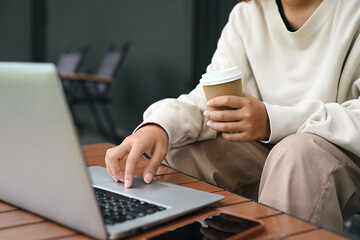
[56,50,85,74]
[56,46,88,131]
[56,46,88,93]
[67,42,131,143]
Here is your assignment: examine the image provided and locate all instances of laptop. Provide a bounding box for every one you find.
[0,62,223,239]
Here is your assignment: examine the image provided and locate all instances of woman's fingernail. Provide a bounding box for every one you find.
[112,176,119,182]
[124,179,131,188]
[144,172,153,184]
[118,175,124,182]
[118,172,125,182]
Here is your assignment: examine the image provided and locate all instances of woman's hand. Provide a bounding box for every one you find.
[105,124,169,188]
[204,93,270,142]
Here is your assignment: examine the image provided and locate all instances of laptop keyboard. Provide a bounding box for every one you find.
[94,188,166,225]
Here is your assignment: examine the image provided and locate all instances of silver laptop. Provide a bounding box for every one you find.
[0,62,223,239]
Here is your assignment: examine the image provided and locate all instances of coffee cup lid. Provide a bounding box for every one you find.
[200,67,243,86]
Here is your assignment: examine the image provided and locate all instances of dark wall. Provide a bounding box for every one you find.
[0,0,240,137]
[193,0,241,83]
[46,0,195,134]
[0,0,32,61]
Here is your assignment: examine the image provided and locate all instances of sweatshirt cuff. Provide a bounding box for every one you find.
[262,102,303,143]
[134,116,173,150]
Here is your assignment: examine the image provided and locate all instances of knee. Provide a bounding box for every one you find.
[271,133,322,159]
[276,132,321,150]
[265,133,327,172]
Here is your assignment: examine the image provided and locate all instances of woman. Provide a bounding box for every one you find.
[106,0,360,232]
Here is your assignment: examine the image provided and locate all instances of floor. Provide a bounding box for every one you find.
[76,122,126,146]
[78,127,112,145]
[77,126,360,239]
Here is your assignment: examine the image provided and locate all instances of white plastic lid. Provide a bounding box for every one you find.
[200,67,243,86]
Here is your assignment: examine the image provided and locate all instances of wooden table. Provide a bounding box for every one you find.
[0,143,348,240]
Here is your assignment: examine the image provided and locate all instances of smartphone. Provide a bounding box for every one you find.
[149,212,264,240]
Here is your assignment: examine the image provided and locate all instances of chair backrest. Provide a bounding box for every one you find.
[95,42,131,96]
[96,42,131,77]
[56,53,82,73]
[96,52,123,77]
[56,46,88,74]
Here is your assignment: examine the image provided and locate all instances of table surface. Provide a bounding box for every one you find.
[0,143,347,240]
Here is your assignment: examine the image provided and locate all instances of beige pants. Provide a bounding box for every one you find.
[164,133,360,232]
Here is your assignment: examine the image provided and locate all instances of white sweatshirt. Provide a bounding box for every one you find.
[141,0,360,156]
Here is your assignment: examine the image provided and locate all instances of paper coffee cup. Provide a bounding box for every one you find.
[200,67,243,110]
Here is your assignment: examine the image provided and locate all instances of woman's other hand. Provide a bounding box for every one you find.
[204,93,270,142]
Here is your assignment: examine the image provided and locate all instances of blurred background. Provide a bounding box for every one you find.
[0,0,240,144]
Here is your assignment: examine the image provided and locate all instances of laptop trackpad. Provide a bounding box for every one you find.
[88,166,172,188]
[88,166,174,204]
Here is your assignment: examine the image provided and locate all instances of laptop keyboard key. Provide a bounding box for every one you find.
[94,188,166,225]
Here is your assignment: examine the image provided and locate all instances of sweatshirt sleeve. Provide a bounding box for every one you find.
[138,84,216,148]
[264,30,360,157]
[264,77,360,157]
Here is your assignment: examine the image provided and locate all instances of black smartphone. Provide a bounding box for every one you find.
[149,212,264,240]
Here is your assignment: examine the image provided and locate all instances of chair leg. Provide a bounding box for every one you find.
[69,103,83,133]
[62,80,83,133]
[102,104,123,144]
[79,84,106,136]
